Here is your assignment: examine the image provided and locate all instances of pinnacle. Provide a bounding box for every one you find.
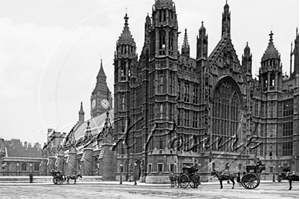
[79,102,84,114]
[97,59,106,78]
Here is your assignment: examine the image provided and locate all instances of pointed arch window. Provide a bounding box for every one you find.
[212,80,240,152]
[159,30,166,55]
[120,60,126,81]
[169,31,174,56]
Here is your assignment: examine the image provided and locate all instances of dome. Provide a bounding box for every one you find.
[117,13,136,47]
[261,31,280,62]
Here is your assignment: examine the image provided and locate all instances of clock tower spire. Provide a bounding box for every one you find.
[90,59,112,118]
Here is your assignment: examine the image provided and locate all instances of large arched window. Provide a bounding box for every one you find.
[212,79,241,152]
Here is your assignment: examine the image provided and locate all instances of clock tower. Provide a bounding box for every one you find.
[90,59,112,118]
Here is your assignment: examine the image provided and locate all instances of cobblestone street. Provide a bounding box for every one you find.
[0,181,298,199]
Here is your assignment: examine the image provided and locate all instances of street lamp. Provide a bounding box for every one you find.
[134,162,137,185]
[272,164,275,182]
[120,163,123,185]
[140,160,144,183]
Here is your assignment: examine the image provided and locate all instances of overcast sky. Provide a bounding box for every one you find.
[0,0,299,146]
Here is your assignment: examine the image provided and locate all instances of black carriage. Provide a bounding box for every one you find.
[50,170,65,185]
[240,163,265,189]
[178,165,201,188]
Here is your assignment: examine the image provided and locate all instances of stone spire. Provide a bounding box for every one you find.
[181,28,190,57]
[96,59,107,86]
[79,102,84,123]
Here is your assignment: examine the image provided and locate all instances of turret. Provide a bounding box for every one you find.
[114,12,137,137]
[114,12,137,82]
[196,21,208,72]
[149,0,178,59]
[221,0,231,37]
[293,28,299,76]
[242,42,252,75]
[144,13,151,45]
[259,31,282,91]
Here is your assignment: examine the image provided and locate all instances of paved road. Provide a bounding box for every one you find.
[0,181,298,199]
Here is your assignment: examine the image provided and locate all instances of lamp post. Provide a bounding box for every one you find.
[134,162,137,185]
[278,165,281,182]
[140,160,144,183]
[272,164,275,182]
[120,163,123,185]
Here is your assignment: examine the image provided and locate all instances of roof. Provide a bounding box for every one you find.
[206,34,240,69]
[117,13,136,47]
[73,109,114,141]
[97,60,106,78]
[261,31,280,62]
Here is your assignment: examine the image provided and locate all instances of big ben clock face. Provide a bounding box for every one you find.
[101,99,110,109]
[92,99,96,109]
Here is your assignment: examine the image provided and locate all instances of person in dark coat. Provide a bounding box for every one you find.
[237,172,241,186]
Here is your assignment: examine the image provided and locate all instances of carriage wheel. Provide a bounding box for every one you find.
[241,173,260,189]
[53,177,58,185]
[190,175,200,188]
[179,174,189,188]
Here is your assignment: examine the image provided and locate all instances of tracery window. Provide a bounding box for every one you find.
[212,80,240,152]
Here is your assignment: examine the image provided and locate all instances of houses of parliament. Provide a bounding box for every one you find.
[29,0,298,182]
[110,0,299,182]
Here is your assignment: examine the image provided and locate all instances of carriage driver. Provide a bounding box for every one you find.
[256,157,262,166]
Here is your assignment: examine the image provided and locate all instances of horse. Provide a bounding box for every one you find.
[66,173,82,184]
[211,170,236,189]
[285,172,299,190]
[169,172,179,188]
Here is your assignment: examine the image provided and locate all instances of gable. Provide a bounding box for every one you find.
[207,36,241,70]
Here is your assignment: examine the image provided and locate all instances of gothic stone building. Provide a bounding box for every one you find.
[40,60,115,179]
[113,0,299,183]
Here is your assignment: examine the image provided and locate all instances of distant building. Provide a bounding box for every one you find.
[0,138,43,176]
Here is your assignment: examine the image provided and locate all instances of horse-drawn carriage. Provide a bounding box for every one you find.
[177,165,201,188]
[239,163,265,189]
[50,169,65,185]
[50,169,82,185]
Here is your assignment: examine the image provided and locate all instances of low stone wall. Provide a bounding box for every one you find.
[146,176,170,184]
[0,176,103,183]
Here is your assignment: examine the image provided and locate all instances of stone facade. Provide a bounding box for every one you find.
[40,109,116,180]
[112,0,299,183]
[36,0,299,183]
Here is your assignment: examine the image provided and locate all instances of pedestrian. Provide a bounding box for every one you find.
[237,172,241,186]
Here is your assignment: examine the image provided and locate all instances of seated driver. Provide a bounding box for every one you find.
[256,158,262,166]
